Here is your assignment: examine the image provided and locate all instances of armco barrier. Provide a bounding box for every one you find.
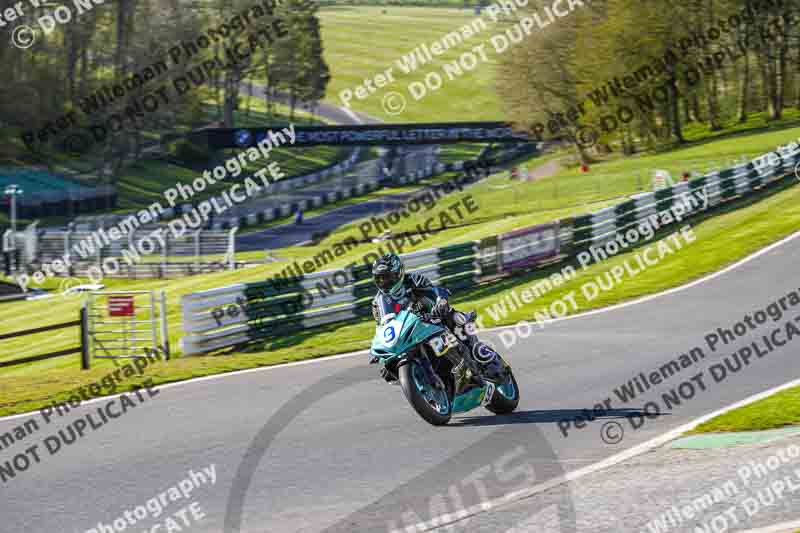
[212,142,532,230]
[180,141,800,355]
[181,242,479,354]
[480,141,800,275]
[211,179,383,231]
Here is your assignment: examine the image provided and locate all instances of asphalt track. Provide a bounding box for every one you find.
[236,191,416,250]
[2,233,800,533]
[248,85,378,126]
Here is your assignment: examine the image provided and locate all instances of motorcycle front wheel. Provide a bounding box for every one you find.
[398,360,452,426]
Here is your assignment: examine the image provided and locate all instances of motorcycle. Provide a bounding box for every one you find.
[370,303,519,425]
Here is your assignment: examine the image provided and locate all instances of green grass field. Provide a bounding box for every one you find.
[313,124,800,253]
[690,386,800,434]
[10,4,800,230]
[319,6,505,121]
[0,125,799,417]
[113,143,348,213]
[0,98,352,226]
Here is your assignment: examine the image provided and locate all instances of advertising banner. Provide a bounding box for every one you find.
[197,122,530,149]
[499,222,560,273]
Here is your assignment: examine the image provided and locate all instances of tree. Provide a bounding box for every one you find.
[496,2,597,164]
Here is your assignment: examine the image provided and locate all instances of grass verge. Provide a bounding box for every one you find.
[0,176,797,418]
[689,386,800,434]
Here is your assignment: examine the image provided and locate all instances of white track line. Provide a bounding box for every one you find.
[485,227,800,332]
[404,376,800,532]
[1,230,798,427]
[2,228,800,532]
[0,349,370,423]
[342,107,364,125]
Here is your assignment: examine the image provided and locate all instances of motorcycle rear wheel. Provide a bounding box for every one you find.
[399,361,452,426]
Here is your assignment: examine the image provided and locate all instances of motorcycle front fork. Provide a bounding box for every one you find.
[418,354,447,392]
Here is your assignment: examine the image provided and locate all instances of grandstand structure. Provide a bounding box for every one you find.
[0,168,115,218]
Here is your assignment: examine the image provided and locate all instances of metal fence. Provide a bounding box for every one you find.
[3,224,239,279]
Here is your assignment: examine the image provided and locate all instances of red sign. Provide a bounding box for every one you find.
[108,296,135,317]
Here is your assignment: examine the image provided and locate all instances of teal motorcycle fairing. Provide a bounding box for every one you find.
[370,310,445,362]
[370,309,498,418]
[451,385,486,413]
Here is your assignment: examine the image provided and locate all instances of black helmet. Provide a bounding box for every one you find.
[372,253,405,299]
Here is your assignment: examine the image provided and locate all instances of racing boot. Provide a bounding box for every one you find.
[452,310,506,381]
[451,310,480,354]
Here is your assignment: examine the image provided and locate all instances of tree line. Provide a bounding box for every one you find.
[495,0,800,162]
[0,0,329,173]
